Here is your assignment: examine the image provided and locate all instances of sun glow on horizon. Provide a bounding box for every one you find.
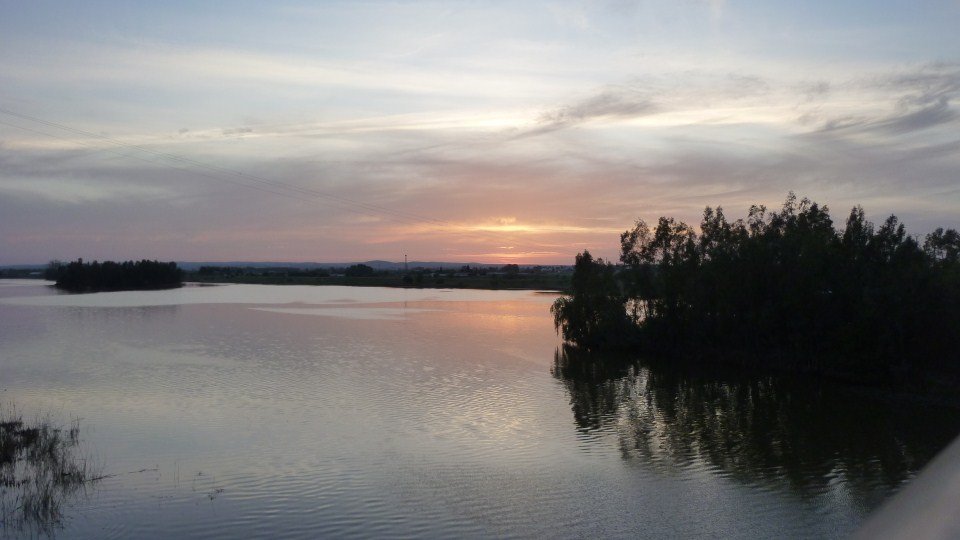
[1,2,958,265]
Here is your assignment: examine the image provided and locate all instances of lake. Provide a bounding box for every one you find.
[1,279,957,538]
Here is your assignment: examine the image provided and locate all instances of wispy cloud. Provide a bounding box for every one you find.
[812,63,960,136]
[1,3,958,263]
[524,87,658,136]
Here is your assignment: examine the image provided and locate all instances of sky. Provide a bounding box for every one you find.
[1,1,959,265]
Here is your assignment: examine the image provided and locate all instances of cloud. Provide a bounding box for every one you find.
[221,127,253,137]
[811,63,960,136]
[533,88,658,133]
[516,71,778,138]
[0,177,170,204]
[4,52,960,264]
[797,80,831,102]
[875,96,957,134]
[0,42,570,112]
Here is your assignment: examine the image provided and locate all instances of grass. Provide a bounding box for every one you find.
[0,405,101,536]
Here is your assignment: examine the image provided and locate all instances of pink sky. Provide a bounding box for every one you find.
[2,2,959,265]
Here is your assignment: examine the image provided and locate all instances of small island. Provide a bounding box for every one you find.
[45,259,184,292]
[552,194,960,387]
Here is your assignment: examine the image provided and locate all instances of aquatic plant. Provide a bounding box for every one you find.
[0,406,100,536]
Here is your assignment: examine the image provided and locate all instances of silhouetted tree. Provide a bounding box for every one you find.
[43,260,64,281]
[551,251,632,350]
[52,259,183,292]
[552,194,960,381]
[344,264,375,277]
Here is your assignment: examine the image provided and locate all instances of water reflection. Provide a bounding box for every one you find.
[553,345,960,509]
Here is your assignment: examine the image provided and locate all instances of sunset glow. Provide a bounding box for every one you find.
[2,2,959,265]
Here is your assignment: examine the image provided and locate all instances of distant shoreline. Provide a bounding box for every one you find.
[186,273,570,291]
[3,275,569,292]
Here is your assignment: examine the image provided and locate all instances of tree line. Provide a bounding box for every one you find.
[552,194,960,380]
[45,259,183,292]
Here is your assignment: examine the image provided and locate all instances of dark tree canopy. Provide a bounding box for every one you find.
[550,251,630,350]
[46,259,183,292]
[553,194,960,381]
[344,263,375,277]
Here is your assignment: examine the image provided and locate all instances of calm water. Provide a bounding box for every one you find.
[1,279,957,538]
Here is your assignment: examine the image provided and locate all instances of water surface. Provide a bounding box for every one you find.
[0,280,956,538]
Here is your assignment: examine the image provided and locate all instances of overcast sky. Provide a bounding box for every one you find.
[2,1,959,265]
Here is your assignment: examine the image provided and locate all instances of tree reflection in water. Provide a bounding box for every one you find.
[552,345,960,509]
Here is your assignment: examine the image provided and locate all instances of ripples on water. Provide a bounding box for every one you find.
[0,280,957,538]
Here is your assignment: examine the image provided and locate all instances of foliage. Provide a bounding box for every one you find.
[344,263,375,277]
[46,259,183,292]
[550,251,632,350]
[553,194,960,379]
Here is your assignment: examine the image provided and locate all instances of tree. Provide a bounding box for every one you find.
[344,264,375,277]
[52,259,183,292]
[925,227,960,264]
[551,251,632,350]
[43,260,64,281]
[554,194,960,381]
